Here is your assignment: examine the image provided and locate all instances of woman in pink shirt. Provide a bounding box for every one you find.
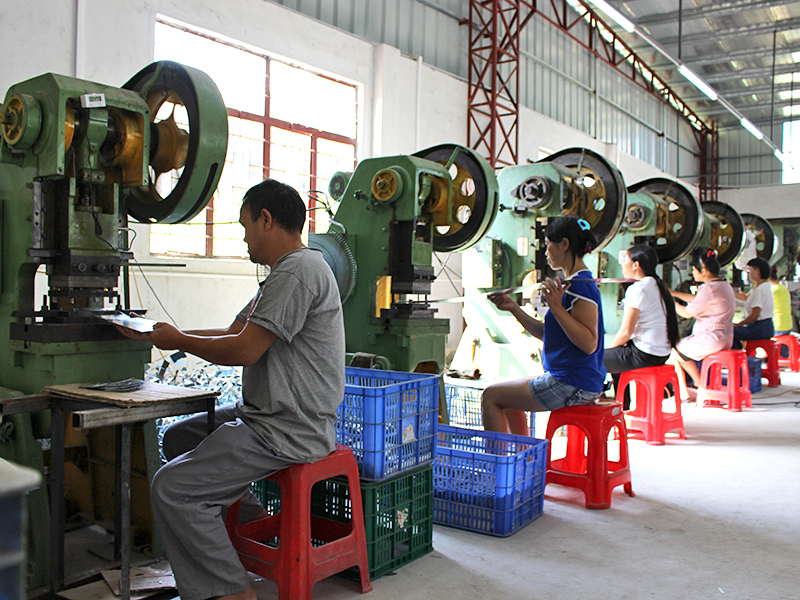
[669,248,736,389]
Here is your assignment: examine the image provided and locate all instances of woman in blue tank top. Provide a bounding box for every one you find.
[482,216,606,435]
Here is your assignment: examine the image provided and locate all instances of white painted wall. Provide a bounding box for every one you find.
[720,183,800,220]
[2,0,709,361]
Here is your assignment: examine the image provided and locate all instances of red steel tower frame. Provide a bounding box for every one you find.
[467,0,717,202]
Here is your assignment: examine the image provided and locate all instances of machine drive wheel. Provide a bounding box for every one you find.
[413,144,499,252]
[741,213,779,264]
[122,61,228,224]
[542,147,627,251]
[629,178,703,264]
[702,200,746,267]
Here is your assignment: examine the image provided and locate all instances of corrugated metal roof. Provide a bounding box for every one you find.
[612,0,800,135]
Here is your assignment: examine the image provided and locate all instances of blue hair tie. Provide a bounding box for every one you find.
[577,218,590,231]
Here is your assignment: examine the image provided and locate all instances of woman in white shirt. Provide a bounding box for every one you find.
[604,244,680,408]
[733,257,774,348]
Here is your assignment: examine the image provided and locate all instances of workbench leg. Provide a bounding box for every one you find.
[115,424,132,600]
[206,398,216,435]
[50,405,66,596]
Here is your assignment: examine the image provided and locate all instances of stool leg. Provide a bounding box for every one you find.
[728,357,746,412]
[767,347,781,387]
[617,420,634,499]
[277,468,311,600]
[585,426,608,509]
[564,426,587,474]
[345,468,373,594]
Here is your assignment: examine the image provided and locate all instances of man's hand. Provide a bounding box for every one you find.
[114,321,184,350]
[114,324,152,342]
[149,323,184,350]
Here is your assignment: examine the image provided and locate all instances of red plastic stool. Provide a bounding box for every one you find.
[697,350,752,411]
[225,445,372,600]
[618,364,685,445]
[774,334,800,372]
[545,401,634,509]
[744,339,781,387]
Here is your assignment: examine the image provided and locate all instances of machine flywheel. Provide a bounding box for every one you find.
[413,144,499,253]
[741,213,779,264]
[541,147,627,251]
[702,201,746,267]
[628,178,703,264]
[122,61,228,224]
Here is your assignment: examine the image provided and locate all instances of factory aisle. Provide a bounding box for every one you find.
[67,374,798,600]
[276,374,800,600]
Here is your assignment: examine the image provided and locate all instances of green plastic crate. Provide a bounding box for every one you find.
[251,464,433,580]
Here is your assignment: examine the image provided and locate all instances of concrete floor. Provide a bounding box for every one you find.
[64,373,800,600]
[263,373,800,600]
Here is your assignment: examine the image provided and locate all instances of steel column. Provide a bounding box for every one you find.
[468,1,535,168]
[696,122,719,203]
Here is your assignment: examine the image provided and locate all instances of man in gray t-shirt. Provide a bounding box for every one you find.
[117,179,344,600]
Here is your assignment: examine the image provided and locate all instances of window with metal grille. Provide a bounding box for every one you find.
[150,19,358,257]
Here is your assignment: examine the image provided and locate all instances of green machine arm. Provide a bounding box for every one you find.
[0,62,227,589]
[453,147,627,378]
[598,178,703,337]
[310,144,498,372]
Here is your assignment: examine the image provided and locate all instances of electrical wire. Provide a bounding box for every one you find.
[128,265,167,362]
[750,387,800,407]
[119,227,138,251]
[433,252,462,296]
[129,260,178,326]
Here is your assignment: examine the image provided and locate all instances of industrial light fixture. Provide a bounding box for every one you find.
[586,0,635,33]
[584,0,784,163]
[775,149,797,169]
[741,118,764,140]
[678,64,718,101]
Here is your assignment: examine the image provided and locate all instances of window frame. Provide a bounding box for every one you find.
[152,20,358,258]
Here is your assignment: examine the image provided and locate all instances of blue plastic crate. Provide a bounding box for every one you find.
[717,355,762,393]
[445,382,535,431]
[432,425,547,536]
[336,367,439,480]
[747,355,763,393]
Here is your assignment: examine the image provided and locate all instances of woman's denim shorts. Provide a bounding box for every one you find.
[529,372,599,411]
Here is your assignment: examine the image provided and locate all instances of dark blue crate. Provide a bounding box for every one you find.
[336,367,439,480]
[717,355,762,392]
[432,425,547,536]
[747,355,763,393]
[445,382,535,431]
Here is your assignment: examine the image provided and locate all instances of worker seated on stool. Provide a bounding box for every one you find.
[116,180,345,600]
[482,216,605,435]
[771,265,794,357]
[668,248,736,392]
[733,257,774,349]
[603,245,681,409]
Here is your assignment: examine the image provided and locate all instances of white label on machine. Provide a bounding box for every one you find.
[81,93,106,108]
[516,236,529,257]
